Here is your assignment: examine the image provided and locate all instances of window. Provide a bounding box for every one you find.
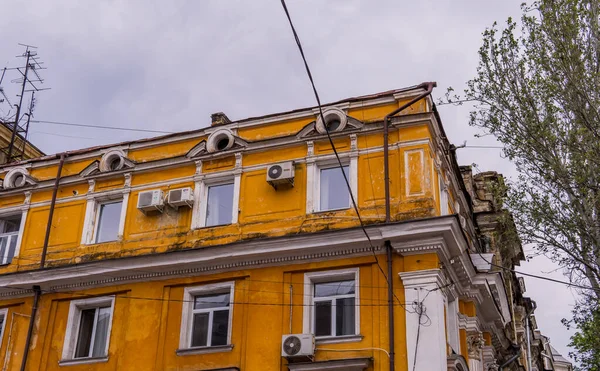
[303,268,359,340]
[306,154,357,214]
[314,280,355,337]
[95,201,122,243]
[81,182,130,245]
[0,214,22,265]
[190,292,230,347]
[62,297,115,363]
[74,306,111,358]
[180,282,234,350]
[205,183,234,227]
[319,166,350,211]
[0,308,7,347]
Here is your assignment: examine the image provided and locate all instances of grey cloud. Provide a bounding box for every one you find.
[0,0,575,362]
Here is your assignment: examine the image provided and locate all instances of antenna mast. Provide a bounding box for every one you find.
[0,44,49,163]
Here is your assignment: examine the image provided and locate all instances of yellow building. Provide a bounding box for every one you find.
[0,122,44,164]
[0,84,554,370]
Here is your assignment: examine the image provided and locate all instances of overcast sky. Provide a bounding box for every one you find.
[0,0,577,362]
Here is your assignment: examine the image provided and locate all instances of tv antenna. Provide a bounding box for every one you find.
[0,44,50,163]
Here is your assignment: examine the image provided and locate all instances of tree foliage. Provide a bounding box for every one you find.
[450,0,600,368]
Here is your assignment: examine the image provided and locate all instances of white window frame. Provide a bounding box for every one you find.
[81,191,128,245]
[0,308,8,347]
[61,296,115,363]
[179,281,235,350]
[0,209,27,265]
[306,156,358,214]
[446,298,460,354]
[303,268,360,339]
[439,171,449,216]
[192,174,241,229]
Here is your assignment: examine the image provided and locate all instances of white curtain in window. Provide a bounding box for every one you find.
[91,307,111,357]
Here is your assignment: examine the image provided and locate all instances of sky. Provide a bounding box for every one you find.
[0,0,577,362]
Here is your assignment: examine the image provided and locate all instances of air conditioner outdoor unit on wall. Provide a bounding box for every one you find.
[267,161,295,189]
[167,187,194,208]
[137,189,164,214]
[281,334,314,358]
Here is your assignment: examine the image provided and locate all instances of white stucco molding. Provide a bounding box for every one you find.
[447,354,470,371]
[472,272,511,327]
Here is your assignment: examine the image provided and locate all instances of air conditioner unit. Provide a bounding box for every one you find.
[167,187,194,208]
[137,189,164,214]
[267,161,295,189]
[281,334,314,358]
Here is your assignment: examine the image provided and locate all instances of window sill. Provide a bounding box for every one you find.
[312,206,352,214]
[176,344,234,356]
[58,356,109,366]
[316,334,363,344]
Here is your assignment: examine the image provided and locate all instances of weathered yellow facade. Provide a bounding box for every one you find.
[0,85,531,371]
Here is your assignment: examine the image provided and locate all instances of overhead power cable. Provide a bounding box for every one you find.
[30,119,174,134]
[477,252,600,293]
[278,0,399,303]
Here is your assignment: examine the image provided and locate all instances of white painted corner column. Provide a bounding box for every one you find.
[399,269,448,371]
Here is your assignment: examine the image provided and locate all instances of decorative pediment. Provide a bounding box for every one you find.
[186,129,247,159]
[2,166,37,189]
[186,140,207,158]
[296,108,364,139]
[79,150,135,177]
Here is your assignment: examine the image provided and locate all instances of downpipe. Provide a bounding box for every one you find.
[386,241,395,371]
[21,153,65,370]
[382,82,436,371]
[19,286,41,371]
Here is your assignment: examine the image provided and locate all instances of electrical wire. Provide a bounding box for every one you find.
[476,252,600,293]
[29,119,174,134]
[6,285,409,307]
[316,347,390,358]
[278,0,406,310]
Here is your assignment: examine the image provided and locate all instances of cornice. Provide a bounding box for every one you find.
[0,217,459,297]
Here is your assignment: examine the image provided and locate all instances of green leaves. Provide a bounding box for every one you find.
[461,0,600,368]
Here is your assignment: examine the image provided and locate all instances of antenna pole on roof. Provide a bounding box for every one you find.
[2,44,49,163]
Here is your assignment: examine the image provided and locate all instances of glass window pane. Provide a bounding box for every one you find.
[314,301,332,337]
[211,310,229,346]
[96,201,122,243]
[206,183,234,227]
[0,215,21,234]
[91,307,111,357]
[194,292,230,310]
[314,280,355,297]
[191,312,210,347]
[336,297,356,336]
[0,233,18,265]
[74,309,96,358]
[0,238,7,265]
[320,166,350,211]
